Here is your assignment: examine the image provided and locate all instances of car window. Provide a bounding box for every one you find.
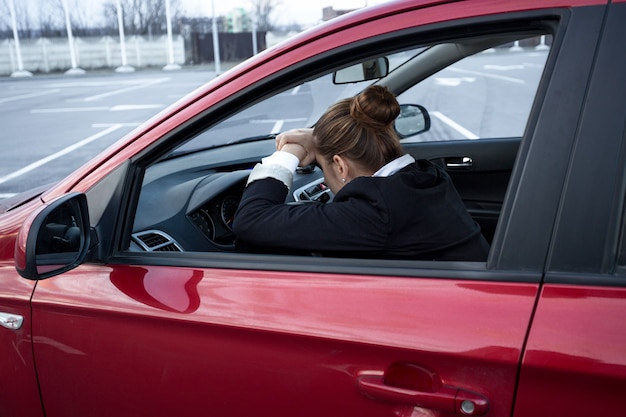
[129,29,554,260]
[397,36,551,142]
[171,36,550,157]
[170,48,424,157]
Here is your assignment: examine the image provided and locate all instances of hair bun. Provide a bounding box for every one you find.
[350,85,400,128]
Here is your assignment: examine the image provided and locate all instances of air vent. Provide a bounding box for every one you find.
[132,230,183,252]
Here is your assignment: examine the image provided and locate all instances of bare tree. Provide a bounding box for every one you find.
[250,0,280,31]
[103,0,181,36]
[33,0,65,37]
[0,0,103,38]
[64,0,101,35]
[0,0,39,38]
[0,0,10,33]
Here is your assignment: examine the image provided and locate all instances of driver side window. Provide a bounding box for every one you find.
[128,31,553,260]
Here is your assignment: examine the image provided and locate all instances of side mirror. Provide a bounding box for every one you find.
[395,104,431,139]
[15,193,90,280]
[333,57,390,84]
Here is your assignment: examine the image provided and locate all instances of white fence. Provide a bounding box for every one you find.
[1,35,185,75]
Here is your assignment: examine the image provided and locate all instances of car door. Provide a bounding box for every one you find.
[31,264,536,417]
[514,3,626,416]
[27,2,608,417]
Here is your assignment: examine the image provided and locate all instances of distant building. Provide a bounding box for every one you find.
[179,16,226,34]
[322,6,358,21]
[225,8,252,33]
[180,8,253,35]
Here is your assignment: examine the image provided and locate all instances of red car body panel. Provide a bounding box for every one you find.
[0,267,42,417]
[30,264,538,416]
[514,285,626,417]
[0,200,45,417]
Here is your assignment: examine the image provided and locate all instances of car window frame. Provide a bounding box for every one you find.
[101,8,582,280]
[542,2,626,283]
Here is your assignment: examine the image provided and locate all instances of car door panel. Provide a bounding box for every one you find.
[0,200,47,417]
[0,267,44,417]
[31,263,538,417]
[514,284,626,417]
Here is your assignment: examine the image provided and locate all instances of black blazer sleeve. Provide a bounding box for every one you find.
[233,177,392,256]
[233,160,489,261]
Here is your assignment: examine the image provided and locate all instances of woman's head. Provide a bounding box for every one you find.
[313,85,403,178]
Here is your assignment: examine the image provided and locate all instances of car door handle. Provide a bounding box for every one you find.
[445,156,473,169]
[0,312,24,330]
[357,363,489,415]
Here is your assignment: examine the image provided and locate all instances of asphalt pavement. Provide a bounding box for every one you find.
[0,67,218,199]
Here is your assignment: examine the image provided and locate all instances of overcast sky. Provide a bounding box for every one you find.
[3,0,392,30]
[181,0,391,26]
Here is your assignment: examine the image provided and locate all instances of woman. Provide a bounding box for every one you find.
[233,85,489,261]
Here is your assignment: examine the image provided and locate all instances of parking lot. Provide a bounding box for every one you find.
[0,47,547,199]
[0,68,215,198]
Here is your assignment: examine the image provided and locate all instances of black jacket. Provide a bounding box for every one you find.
[233,159,489,261]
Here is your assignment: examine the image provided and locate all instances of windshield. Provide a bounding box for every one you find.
[168,48,425,157]
[166,34,547,158]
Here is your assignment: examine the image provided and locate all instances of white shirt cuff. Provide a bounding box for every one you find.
[246,151,300,189]
[261,151,300,172]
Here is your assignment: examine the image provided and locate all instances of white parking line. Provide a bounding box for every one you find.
[0,89,60,104]
[83,78,170,102]
[271,120,284,133]
[432,111,479,139]
[93,123,141,127]
[250,118,308,134]
[110,104,163,111]
[46,79,167,88]
[448,67,525,84]
[31,107,109,113]
[0,124,124,186]
[251,118,307,125]
[31,104,164,114]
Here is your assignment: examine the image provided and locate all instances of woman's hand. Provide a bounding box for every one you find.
[276,128,316,166]
[280,143,308,164]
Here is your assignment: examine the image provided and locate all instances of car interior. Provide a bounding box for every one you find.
[122,29,551,259]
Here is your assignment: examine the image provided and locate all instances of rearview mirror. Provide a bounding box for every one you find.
[395,104,431,138]
[333,58,389,84]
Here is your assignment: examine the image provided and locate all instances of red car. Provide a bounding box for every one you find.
[1,0,625,416]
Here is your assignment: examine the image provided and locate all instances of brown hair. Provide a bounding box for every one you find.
[313,85,404,172]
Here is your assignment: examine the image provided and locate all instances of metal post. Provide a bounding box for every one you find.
[62,0,85,74]
[8,0,32,77]
[163,0,181,70]
[212,0,221,75]
[252,10,258,55]
[115,0,134,72]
